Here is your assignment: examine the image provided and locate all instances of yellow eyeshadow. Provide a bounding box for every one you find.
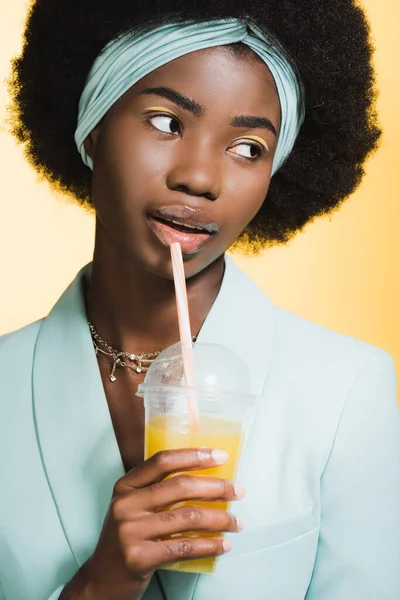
[143,106,178,117]
[233,135,269,152]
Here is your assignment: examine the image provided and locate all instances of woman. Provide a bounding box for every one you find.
[1,0,399,599]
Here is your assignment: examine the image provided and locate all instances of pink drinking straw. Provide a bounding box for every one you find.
[170,242,200,430]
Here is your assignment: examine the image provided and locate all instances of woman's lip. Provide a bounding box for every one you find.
[152,205,220,234]
[147,216,212,255]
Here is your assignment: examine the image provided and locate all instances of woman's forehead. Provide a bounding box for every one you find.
[136,45,275,85]
[127,47,280,115]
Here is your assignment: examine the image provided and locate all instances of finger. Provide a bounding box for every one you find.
[136,474,245,512]
[114,448,229,493]
[157,535,232,567]
[139,506,244,540]
[124,537,232,574]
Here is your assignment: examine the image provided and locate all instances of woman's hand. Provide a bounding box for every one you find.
[60,448,245,600]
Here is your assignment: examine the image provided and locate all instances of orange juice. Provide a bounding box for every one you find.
[145,414,244,573]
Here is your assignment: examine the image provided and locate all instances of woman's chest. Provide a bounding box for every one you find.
[101,367,147,472]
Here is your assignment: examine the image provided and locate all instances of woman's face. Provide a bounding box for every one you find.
[86,46,280,279]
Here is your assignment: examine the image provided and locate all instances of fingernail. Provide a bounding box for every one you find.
[236,517,245,531]
[223,540,232,553]
[211,449,229,464]
[234,483,246,499]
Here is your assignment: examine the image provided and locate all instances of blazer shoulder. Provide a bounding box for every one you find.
[273,304,386,368]
[0,320,43,363]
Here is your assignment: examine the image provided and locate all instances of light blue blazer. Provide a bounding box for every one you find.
[0,256,399,600]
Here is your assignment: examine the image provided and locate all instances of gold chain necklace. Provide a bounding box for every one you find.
[88,318,197,382]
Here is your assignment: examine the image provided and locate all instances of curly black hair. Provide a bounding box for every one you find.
[7,0,381,251]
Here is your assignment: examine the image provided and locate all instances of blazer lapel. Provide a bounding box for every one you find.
[32,264,125,567]
[196,255,275,397]
[32,255,276,598]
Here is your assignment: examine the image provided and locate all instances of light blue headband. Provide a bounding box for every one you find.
[75,19,305,175]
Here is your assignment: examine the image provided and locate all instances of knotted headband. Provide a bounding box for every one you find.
[75,19,305,175]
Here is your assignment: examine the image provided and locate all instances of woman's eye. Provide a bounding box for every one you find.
[230,142,263,160]
[149,115,180,134]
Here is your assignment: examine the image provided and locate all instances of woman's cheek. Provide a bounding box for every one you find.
[232,178,271,226]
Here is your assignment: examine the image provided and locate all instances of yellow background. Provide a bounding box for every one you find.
[1,1,399,382]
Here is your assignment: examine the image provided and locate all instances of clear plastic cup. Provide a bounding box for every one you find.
[136,342,257,574]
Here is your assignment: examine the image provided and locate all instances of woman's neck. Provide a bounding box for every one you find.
[86,231,225,355]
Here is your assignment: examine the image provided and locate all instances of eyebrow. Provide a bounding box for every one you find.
[231,115,277,137]
[140,87,204,117]
[140,86,277,136]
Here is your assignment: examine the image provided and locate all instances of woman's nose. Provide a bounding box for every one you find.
[165,145,221,201]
